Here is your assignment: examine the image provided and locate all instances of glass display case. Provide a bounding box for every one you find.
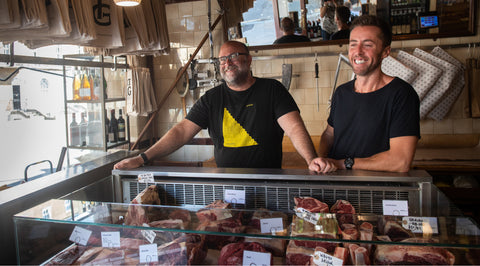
[14,198,480,265]
[63,55,129,151]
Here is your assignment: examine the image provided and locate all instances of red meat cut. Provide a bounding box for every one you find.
[294,197,329,213]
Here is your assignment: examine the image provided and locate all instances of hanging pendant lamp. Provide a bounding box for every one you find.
[114,0,141,7]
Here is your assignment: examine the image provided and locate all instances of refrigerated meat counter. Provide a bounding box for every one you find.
[13,166,480,264]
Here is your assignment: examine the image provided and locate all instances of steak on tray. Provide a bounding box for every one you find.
[218,242,271,266]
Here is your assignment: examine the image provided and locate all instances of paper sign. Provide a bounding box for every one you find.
[69,226,92,246]
[138,173,154,183]
[141,223,156,243]
[402,217,438,234]
[139,244,158,263]
[224,189,246,204]
[312,250,343,266]
[260,218,284,234]
[101,231,121,248]
[295,207,321,224]
[382,200,409,216]
[243,250,271,266]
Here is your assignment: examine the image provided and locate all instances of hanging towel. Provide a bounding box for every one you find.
[126,67,157,116]
[427,46,466,120]
[396,50,442,100]
[381,55,418,84]
[413,48,460,119]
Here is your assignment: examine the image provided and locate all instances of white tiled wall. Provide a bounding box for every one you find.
[149,0,480,161]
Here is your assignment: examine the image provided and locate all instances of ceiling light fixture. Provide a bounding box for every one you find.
[113,0,141,7]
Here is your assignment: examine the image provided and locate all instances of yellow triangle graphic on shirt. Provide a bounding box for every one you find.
[223,108,258,148]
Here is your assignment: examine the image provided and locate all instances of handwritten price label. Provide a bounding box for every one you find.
[243,250,271,266]
[312,250,343,266]
[402,217,438,234]
[260,218,284,234]
[382,200,409,216]
[138,173,154,183]
[139,244,158,263]
[101,231,121,248]
[69,226,92,246]
[224,189,246,204]
[141,223,156,243]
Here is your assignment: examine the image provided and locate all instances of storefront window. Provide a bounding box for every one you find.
[240,0,275,45]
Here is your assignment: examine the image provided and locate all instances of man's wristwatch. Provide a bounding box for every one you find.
[344,157,354,170]
[140,152,149,165]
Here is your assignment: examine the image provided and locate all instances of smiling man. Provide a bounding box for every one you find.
[115,41,317,170]
[309,15,420,173]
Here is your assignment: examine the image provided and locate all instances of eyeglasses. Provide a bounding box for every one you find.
[218,52,249,65]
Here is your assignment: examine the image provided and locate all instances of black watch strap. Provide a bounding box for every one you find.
[344,157,354,170]
[140,152,149,165]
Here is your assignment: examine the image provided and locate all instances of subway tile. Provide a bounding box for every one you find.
[178,2,193,18]
[168,18,185,33]
[433,119,454,134]
[293,46,312,54]
[453,118,473,134]
[297,72,314,88]
[305,120,327,136]
[184,145,199,161]
[304,88,317,105]
[184,17,196,32]
[439,37,461,46]
[419,38,440,47]
[255,60,273,75]
[165,4,179,20]
[197,145,214,161]
[401,39,421,48]
[180,32,195,47]
[298,104,315,122]
[473,119,480,133]
[290,86,305,104]
[420,119,434,134]
[192,1,208,17]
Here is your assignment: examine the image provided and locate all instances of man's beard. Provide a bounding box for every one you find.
[221,65,250,87]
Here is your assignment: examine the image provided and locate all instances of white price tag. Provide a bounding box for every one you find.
[69,226,92,246]
[260,218,284,234]
[141,223,156,243]
[224,189,246,204]
[139,244,158,263]
[312,250,343,266]
[402,217,438,234]
[295,207,321,224]
[382,200,409,216]
[93,205,110,222]
[243,250,271,266]
[138,173,154,183]
[101,231,121,248]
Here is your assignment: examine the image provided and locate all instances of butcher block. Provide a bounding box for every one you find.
[13,166,480,265]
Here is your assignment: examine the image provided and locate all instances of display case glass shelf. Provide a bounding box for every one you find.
[14,198,480,265]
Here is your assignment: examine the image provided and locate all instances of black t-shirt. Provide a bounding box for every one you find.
[186,78,299,168]
[330,29,350,40]
[274,34,311,44]
[327,77,420,159]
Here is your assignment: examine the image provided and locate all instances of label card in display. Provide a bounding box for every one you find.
[224,189,245,204]
[69,226,92,246]
[139,244,158,263]
[382,200,409,216]
[402,217,438,234]
[456,217,480,236]
[243,250,271,266]
[138,173,154,183]
[260,217,284,234]
[312,250,343,266]
[101,231,121,248]
[295,207,320,224]
[141,223,156,243]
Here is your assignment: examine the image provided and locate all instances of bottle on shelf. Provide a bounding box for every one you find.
[118,109,126,142]
[80,69,91,100]
[88,69,97,100]
[108,109,118,143]
[69,113,80,146]
[72,67,81,101]
[79,112,88,146]
[93,69,102,100]
[87,111,103,147]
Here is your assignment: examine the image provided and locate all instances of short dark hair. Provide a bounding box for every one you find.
[350,15,392,48]
[281,17,295,32]
[335,6,351,25]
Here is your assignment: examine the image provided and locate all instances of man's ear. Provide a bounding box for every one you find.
[382,45,391,59]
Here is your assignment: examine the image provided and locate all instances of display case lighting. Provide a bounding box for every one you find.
[113,0,141,7]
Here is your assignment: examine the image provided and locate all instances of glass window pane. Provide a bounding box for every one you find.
[240,0,275,46]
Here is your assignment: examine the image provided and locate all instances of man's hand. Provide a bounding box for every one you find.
[113,155,144,170]
[308,157,339,173]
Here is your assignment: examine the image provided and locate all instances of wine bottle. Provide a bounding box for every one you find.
[118,109,126,142]
[108,109,118,143]
[88,69,97,100]
[93,69,102,100]
[79,112,87,146]
[70,113,80,146]
[72,67,81,101]
[80,69,91,100]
